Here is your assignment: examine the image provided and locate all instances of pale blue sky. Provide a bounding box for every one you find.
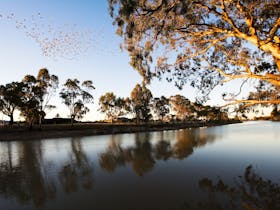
[0,0,245,121]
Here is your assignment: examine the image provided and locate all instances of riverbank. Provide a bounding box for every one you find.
[0,120,241,141]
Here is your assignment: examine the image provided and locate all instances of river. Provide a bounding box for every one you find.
[0,121,279,210]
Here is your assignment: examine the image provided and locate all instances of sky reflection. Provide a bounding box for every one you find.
[0,122,279,210]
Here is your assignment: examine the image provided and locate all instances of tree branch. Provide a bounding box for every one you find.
[222,99,280,108]
[267,17,280,43]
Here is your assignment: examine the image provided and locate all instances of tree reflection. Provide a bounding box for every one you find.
[0,137,95,209]
[130,133,155,176]
[195,166,280,210]
[99,135,127,172]
[153,140,172,160]
[99,129,216,176]
[99,133,155,176]
[173,130,196,159]
[0,141,56,208]
[59,137,94,193]
[173,129,216,159]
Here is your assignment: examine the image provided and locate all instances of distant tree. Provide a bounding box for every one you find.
[130,83,153,123]
[17,69,59,128]
[169,95,195,121]
[60,79,95,125]
[271,105,280,121]
[197,105,229,121]
[0,82,24,125]
[20,75,43,129]
[36,68,59,127]
[151,96,169,121]
[99,92,128,122]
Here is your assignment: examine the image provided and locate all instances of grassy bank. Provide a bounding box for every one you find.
[0,120,241,141]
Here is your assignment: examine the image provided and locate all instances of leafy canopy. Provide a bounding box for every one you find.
[99,92,129,121]
[130,83,153,121]
[0,82,25,124]
[60,79,95,122]
[109,0,280,103]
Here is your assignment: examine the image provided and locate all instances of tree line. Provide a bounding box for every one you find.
[0,68,230,127]
[0,68,94,127]
[99,83,229,123]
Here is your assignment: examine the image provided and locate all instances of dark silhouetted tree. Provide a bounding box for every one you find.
[36,68,59,127]
[20,75,43,129]
[151,96,169,121]
[60,79,95,125]
[0,82,24,125]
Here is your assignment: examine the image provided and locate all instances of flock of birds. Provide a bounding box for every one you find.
[0,12,116,60]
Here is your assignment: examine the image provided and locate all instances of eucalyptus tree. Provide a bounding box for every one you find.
[169,95,195,121]
[109,0,280,104]
[19,69,58,128]
[0,82,24,125]
[99,92,128,122]
[130,83,153,123]
[20,75,43,128]
[271,105,280,121]
[151,96,170,121]
[60,79,95,125]
[36,68,59,126]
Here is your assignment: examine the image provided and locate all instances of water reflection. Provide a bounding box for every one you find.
[99,129,216,176]
[59,137,94,193]
[0,141,56,208]
[0,137,95,208]
[0,123,279,210]
[193,166,280,210]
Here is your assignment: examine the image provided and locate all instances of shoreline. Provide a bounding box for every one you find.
[0,120,241,141]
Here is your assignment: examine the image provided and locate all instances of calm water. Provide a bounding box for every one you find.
[0,121,279,210]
